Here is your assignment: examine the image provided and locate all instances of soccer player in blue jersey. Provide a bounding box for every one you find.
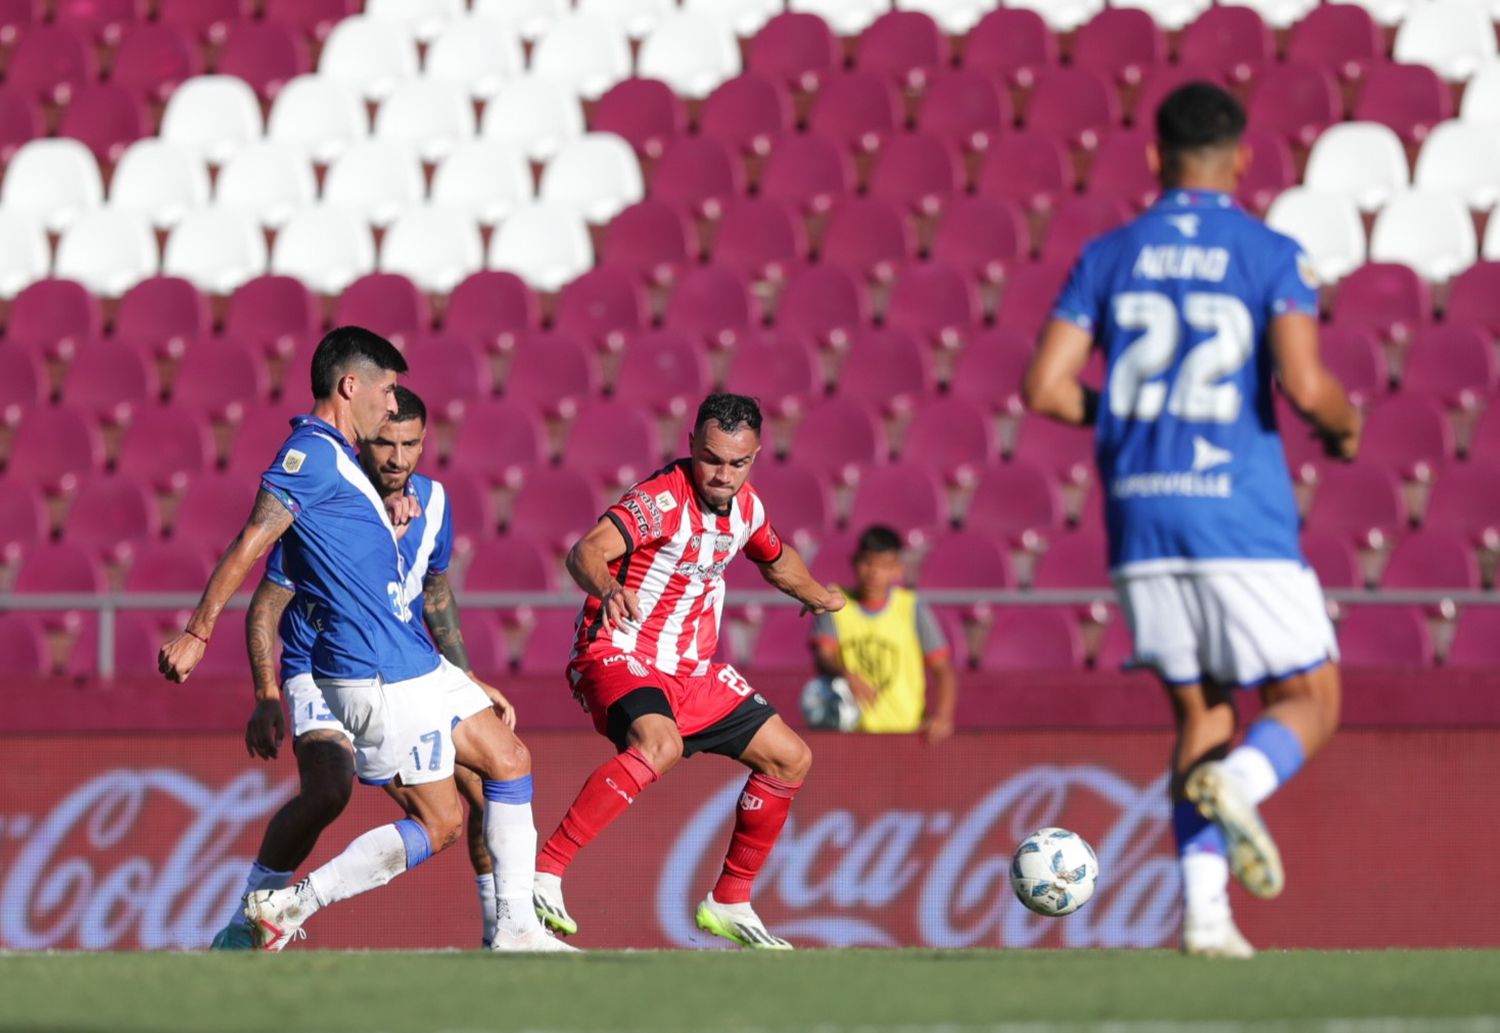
[211,387,505,950]
[1024,83,1362,957]
[160,327,571,952]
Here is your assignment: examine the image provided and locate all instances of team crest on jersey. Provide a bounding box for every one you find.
[1296,251,1319,289]
[626,655,649,679]
[655,491,677,512]
[688,533,703,553]
[714,533,734,553]
[282,449,306,473]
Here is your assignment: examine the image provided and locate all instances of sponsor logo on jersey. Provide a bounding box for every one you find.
[626,489,665,539]
[620,496,652,540]
[1165,214,1199,238]
[676,558,730,581]
[627,655,650,679]
[282,449,306,473]
[655,491,677,513]
[1111,472,1232,499]
[1191,436,1233,473]
[738,791,763,812]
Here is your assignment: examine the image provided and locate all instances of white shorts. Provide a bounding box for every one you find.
[1114,561,1340,689]
[312,659,493,786]
[286,672,354,742]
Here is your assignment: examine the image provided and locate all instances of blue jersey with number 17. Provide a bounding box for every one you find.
[1051,189,1319,572]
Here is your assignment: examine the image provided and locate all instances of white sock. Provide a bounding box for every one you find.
[476,872,498,946]
[229,862,292,929]
[1180,852,1231,926]
[304,824,413,915]
[1221,745,1279,806]
[485,800,543,936]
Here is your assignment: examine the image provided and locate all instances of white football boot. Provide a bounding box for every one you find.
[1185,761,1285,899]
[695,894,793,950]
[243,883,313,952]
[490,926,580,952]
[532,872,579,937]
[1182,913,1257,959]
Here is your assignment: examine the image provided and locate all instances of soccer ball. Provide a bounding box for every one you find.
[800,676,861,731]
[1010,827,1099,917]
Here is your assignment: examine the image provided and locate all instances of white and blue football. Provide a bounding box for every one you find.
[1010,827,1100,917]
[799,676,861,732]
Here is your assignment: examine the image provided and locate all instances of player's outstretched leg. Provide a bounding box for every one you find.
[696,716,809,951]
[213,732,354,950]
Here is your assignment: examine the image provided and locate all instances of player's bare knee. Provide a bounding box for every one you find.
[775,734,813,783]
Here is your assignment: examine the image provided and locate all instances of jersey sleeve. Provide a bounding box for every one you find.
[1265,235,1320,319]
[1051,242,1104,333]
[428,484,454,575]
[263,541,295,591]
[742,490,784,565]
[606,480,683,551]
[259,434,341,518]
[915,600,950,659]
[811,610,838,643]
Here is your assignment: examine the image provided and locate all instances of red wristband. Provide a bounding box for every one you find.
[185,628,209,646]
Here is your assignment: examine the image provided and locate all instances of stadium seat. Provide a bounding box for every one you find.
[807,70,902,154]
[1369,191,1478,283]
[109,24,198,104]
[613,331,713,417]
[1444,262,1500,335]
[374,78,476,164]
[114,277,209,357]
[445,399,548,482]
[560,399,664,487]
[553,267,648,350]
[709,197,807,280]
[502,331,598,414]
[603,200,697,283]
[1305,463,1407,542]
[1478,215,1500,263]
[217,21,309,102]
[817,197,914,283]
[744,460,831,545]
[332,272,428,344]
[650,136,742,217]
[160,75,263,166]
[1338,0,1422,27]
[63,476,159,555]
[1011,414,1094,484]
[401,333,492,409]
[1364,395,1457,476]
[224,276,321,360]
[1265,189,1366,284]
[590,79,685,160]
[916,69,1013,155]
[1448,607,1500,668]
[918,530,1014,588]
[423,17,523,101]
[531,13,631,100]
[1,138,102,233]
[379,206,484,294]
[116,407,216,488]
[435,468,498,544]
[1248,63,1341,149]
[0,615,51,675]
[0,86,41,165]
[574,0,672,38]
[317,15,419,102]
[539,133,645,224]
[698,72,792,158]
[996,262,1072,336]
[903,396,999,478]
[323,140,426,227]
[760,133,855,214]
[0,342,48,410]
[1072,8,1166,88]
[266,75,369,166]
[1216,0,1316,29]
[1300,528,1363,590]
[108,140,209,230]
[775,265,868,347]
[513,608,579,676]
[172,338,270,415]
[162,208,268,296]
[685,0,781,36]
[58,84,149,165]
[1353,64,1453,145]
[470,0,565,39]
[747,11,840,92]
[365,0,464,43]
[789,0,888,35]
[947,329,1032,413]
[1032,531,1111,590]
[1114,0,1212,30]
[975,132,1074,213]
[430,141,532,227]
[1133,62,1221,131]
[1460,60,1500,125]
[1174,7,1273,83]
[1381,530,1480,590]
[720,330,822,415]
[60,339,158,422]
[1413,122,1500,210]
[53,0,141,46]
[1237,128,1297,216]
[1338,606,1433,667]
[964,461,1064,543]
[213,141,317,229]
[1425,460,1500,542]
[1023,67,1120,149]
[158,0,252,43]
[981,608,1086,671]
[1317,325,1389,401]
[729,606,810,671]
[270,207,377,296]
[661,266,756,347]
[479,75,586,163]
[1393,0,1497,83]
[445,271,539,350]
[789,396,887,478]
[1285,3,1382,84]
[13,541,107,597]
[1042,197,1131,264]
[1402,324,1498,406]
[6,280,101,352]
[54,210,157,297]
[855,10,946,84]
[6,405,103,488]
[223,405,294,477]
[0,210,48,299]
[837,328,932,410]
[866,133,964,216]
[5,24,94,104]
[122,541,215,596]
[639,12,742,99]
[1304,123,1410,213]
[1329,263,1431,344]
[1086,131,1159,210]
[507,465,601,550]
[961,8,1056,86]
[847,463,947,541]
[1004,0,1103,33]
[930,197,1028,285]
[884,263,980,348]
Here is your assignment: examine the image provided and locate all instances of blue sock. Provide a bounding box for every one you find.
[1243,719,1305,784]
[1172,798,1225,857]
[483,775,533,803]
[394,818,432,869]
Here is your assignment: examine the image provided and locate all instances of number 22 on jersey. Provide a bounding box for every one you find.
[1108,290,1253,424]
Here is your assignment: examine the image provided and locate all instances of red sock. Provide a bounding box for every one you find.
[712,773,802,904]
[537,748,659,877]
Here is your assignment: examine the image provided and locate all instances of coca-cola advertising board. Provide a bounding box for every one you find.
[4,730,1496,951]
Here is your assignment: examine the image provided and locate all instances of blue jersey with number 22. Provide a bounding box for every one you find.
[1051,189,1319,572]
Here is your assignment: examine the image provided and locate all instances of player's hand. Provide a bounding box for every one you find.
[600,585,641,633]
[245,697,286,760]
[1322,410,1362,462]
[472,674,517,729]
[919,712,955,745]
[845,672,879,707]
[158,631,206,683]
[798,584,845,617]
[384,492,422,527]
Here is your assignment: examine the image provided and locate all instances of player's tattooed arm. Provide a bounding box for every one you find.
[757,544,845,617]
[246,578,294,701]
[1024,319,1099,427]
[422,570,471,672]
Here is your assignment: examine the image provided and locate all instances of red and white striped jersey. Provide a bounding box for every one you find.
[573,460,783,677]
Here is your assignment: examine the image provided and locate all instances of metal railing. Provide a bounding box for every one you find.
[2,588,1495,678]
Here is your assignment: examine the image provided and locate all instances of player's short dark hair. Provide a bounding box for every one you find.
[693,393,762,437]
[309,326,408,400]
[854,525,903,557]
[1155,82,1246,163]
[389,385,427,426]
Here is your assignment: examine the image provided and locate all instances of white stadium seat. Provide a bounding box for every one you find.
[577,0,674,39]
[1482,205,1500,259]
[160,75,263,166]
[322,141,426,227]
[1,139,104,232]
[1461,61,1500,124]
[1369,191,1478,281]
[639,12,742,100]
[1266,188,1367,283]
[1393,0,1497,83]
[431,140,534,225]
[788,0,892,34]
[318,16,419,102]
[530,14,632,101]
[55,209,157,297]
[0,211,50,299]
[214,141,318,228]
[1338,0,1426,27]
[472,0,568,40]
[1215,0,1317,29]
[685,0,782,36]
[379,205,484,293]
[423,18,525,101]
[267,76,369,166]
[1303,122,1410,212]
[998,0,1105,32]
[479,75,585,163]
[1413,122,1500,209]
[271,207,377,295]
[108,140,210,229]
[163,207,270,295]
[374,78,476,163]
[539,133,645,224]
[486,203,593,292]
[364,0,465,44]
[1109,0,1213,31]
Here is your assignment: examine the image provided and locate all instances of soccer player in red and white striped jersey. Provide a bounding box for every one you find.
[534,394,844,949]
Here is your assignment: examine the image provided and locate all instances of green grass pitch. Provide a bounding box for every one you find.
[2,950,1499,1033]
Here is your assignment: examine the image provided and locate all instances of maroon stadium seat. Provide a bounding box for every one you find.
[6,24,95,103]
[0,85,42,162]
[1011,414,1093,483]
[1317,325,1389,402]
[916,69,1014,154]
[746,460,831,545]
[741,606,818,672]
[1304,463,1408,542]
[650,135,743,216]
[501,332,601,414]
[698,72,791,158]
[436,468,497,543]
[1087,130,1158,210]
[1094,609,1135,671]
[981,607,1085,671]
[173,472,258,549]
[444,271,538,352]
[333,273,431,345]
[447,399,548,483]
[1072,8,1166,88]
[662,266,759,348]
[58,83,150,164]
[0,343,49,410]
[122,539,214,593]
[516,609,580,675]
[1249,63,1341,149]
[1133,64,1220,130]
[789,396,887,478]
[14,541,107,600]
[721,330,822,414]
[1300,528,1364,590]
[885,262,979,348]
[775,264,869,346]
[759,133,854,214]
[507,465,601,553]
[225,275,321,359]
[1448,607,1500,668]
[846,462,946,541]
[995,261,1071,335]
[948,329,1032,412]
[962,8,1057,86]
[115,407,217,489]
[115,276,212,354]
[747,12,840,93]
[613,330,712,416]
[807,528,861,584]
[224,404,295,478]
[1328,263,1430,343]
[964,461,1065,543]
[0,482,47,557]
[1285,3,1384,85]
[401,334,492,411]
[1024,67,1120,149]
[866,132,964,215]
[1032,530,1110,589]
[1402,325,1498,407]
[553,268,648,352]
[1445,263,1500,336]
[111,23,200,103]
[1042,196,1131,263]
[855,10,946,85]
[0,614,51,674]
[919,529,1014,589]
[1236,128,1297,215]
[157,0,252,44]
[591,78,685,159]
[817,196,914,283]
[559,399,663,487]
[902,395,999,476]
[1424,461,1500,541]
[1380,530,1480,590]
[8,279,103,352]
[171,338,272,415]
[464,534,558,592]
[262,0,356,44]
[1338,606,1433,668]
[6,405,105,488]
[217,20,310,101]
[1361,395,1456,477]
[836,328,932,410]
[63,475,159,554]
[1353,63,1452,144]
[60,341,158,422]
[709,197,807,280]
[930,196,1028,284]
[602,200,696,281]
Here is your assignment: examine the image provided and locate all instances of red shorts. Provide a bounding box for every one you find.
[567,649,760,739]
